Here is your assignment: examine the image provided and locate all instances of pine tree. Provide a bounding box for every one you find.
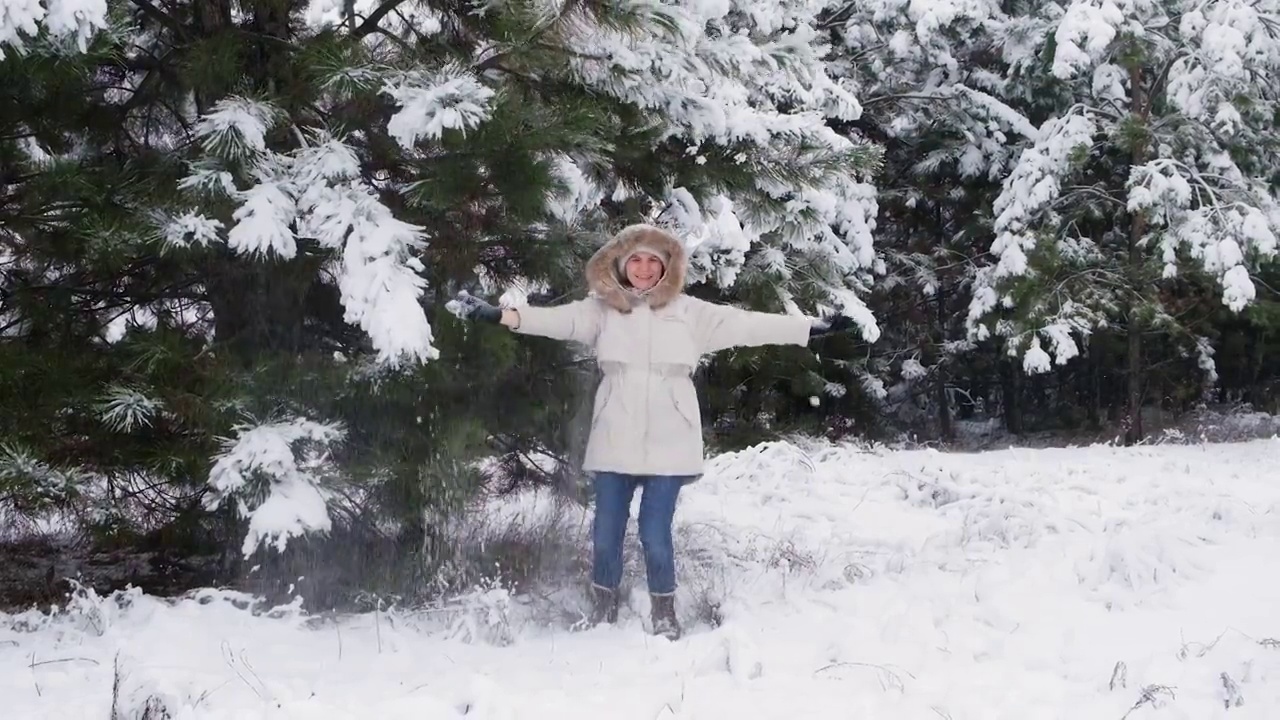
[965,0,1280,443]
[819,0,1026,439]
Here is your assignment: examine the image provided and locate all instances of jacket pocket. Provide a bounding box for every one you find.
[592,379,614,421]
[668,383,698,430]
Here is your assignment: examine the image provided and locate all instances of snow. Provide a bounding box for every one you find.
[194,97,280,160]
[95,386,164,433]
[952,85,1038,139]
[7,437,1280,718]
[41,0,106,53]
[546,156,604,222]
[967,110,1097,344]
[0,0,108,57]
[987,110,1097,282]
[1051,0,1126,80]
[180,119,440,364]
[226,181,299,258]
[1125,158,1275,309]
[1194,336,1219,386]
[159,212,225,249]
[1021,336,1053,373]
[204,418,345,557]
[383,67,496,148]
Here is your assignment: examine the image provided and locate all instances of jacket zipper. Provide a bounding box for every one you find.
[641,304,652,471]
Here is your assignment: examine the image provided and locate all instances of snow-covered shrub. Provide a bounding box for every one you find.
[439,578,517,646]
[110,652,203,720]
[1155,404,1280,444]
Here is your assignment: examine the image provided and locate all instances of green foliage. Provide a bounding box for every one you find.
[0,0,614,574]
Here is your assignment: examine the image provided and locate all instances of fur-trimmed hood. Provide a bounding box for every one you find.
[585,224,687,312]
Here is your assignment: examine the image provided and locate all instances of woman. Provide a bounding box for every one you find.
[452,224,851,639]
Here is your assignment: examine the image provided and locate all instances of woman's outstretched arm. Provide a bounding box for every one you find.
[687,296,854,354]
[508,299,602,345]
[451,292,602,346]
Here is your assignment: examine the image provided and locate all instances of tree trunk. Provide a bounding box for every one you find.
[1087,332,1102,430]
[204,250,315,362]
[1003,358,1024,435]
[1247,323,1265,408]
[191,0,328,363]
[1124,318,1143,444]
[936,379,954,442]
[934,278,954,442]
[1124,63,1150,446]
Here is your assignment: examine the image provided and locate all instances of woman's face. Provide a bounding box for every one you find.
[625,252,665,291]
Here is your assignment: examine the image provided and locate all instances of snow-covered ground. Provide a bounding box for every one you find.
[5,437,1280,719]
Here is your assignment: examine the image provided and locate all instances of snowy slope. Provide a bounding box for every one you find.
[5,438,1280,719]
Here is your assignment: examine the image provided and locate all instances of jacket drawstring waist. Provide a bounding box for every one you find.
[598,361,692,379]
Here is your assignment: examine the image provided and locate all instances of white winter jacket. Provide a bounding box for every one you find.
[512,224,810,477]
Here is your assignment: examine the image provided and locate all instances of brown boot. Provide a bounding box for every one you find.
[588,585,619,625]
[650,593,681,640]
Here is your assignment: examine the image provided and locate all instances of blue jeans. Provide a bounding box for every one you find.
[591,472,688,596]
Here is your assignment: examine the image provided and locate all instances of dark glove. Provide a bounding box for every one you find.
[808,313,854,341]
[448,291,503,324]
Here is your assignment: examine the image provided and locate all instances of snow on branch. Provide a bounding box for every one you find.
[178,117,440,363]
[0,441,83,510]
[293,138,438,364]
[1130,156,1280,310]
[383,65,496,148]
[1051,0,1128,80]
[1016,306,1098,374]
[1181,3,1279,83]
[563,0,858,150]
[157,211,224,249]
[665,174,880,342]
[291,137,362,186]
[226,180,299,258]
[966,110,1098,342]
[546,155,605,222]
[204,418,345,558]
[176,161,238,200]
[674,190,754,287]
[951,85,1038,139]
[0,0,109,58]
[990,111,1098,279]
[96,386,164,433]
[193,97,283,162]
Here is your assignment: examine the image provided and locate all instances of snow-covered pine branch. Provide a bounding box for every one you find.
[96,386,164,433]
[204,418,344,557]
[193,96,282,163]
[226,180,299,258]
[157,211,224,249]
[383,65,496,148]
[0,441,83,511]
[0,0,109,58]
[1130,158,1280,310]
[292,137,437,364]
[180,112,440,364]
[967,110,1098,345]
